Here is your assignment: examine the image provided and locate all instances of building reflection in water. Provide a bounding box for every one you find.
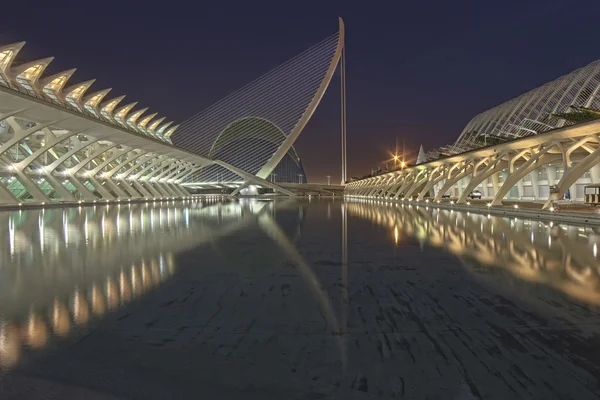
[0,197,276,370]
[346,199,600,305]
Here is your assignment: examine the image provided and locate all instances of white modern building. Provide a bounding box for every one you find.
[346,59,600,209]
[0,19,346,206]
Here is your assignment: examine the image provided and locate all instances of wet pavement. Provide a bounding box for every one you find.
[1,198,600,399]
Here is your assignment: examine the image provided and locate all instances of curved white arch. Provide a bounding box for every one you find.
[256,18,345,179]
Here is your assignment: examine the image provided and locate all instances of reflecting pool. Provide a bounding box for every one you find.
[0,198,599,399]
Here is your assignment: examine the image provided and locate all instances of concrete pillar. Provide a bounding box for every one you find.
[15,172,50,203]
[132,181,153,198]
[547,166,557,185]
[88,177,115,199]
[104,179,129,198]
[0,182,18,204]
[170,184,189,197]
[433,181,440,197]
[591,165,600,184]
[120,183,142,198]
[569,182,578,201]
[144,183,165,198]
[460,176,470,198]
[158,183,178,197]
[483,177,491,198]
[491,173,499,197]
[517,179,524,200]
[530,171,540,199]
[44,173,76,201]
[68,177,97,200]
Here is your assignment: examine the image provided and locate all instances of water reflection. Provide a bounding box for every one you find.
[347,200,600,305]
[3,198,599,398]
[0,198,288,370]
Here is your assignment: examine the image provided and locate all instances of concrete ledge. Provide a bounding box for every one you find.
[0,195,207,212]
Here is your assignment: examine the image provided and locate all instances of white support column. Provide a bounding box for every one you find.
[570,182,579,201]
[491,173,499,196]
[393,173,416,199]
[129,157,168,181]
[492,149,558,206]
[14,171,50,203]
[433,164,473,201]
[142,181,164,198]
[530,170,540,199]
[404,170,429,199]
[382,174,403,198]
[175,185,190,197]
[365,177,383,197]
[590,165,600,184]
[118,181,143,198]
[131,181,153,198]
[0,117,65,157]
[69,143,119,176]
[516,179,524,200]
[173,166,202,185]
[102,150,149,184]
[483,177,491,198]
[43,173,77,201]
[88,148,132,178]
[67,177,97,200]
[158,183,178,197]
[117,153,157,180]
[149,181,171,198]
[542,136,600,208]
[103,179,130,198]
[416,166,447,200]
[547,165,557,185]
[88,176,115,199]
[143,163,176,197]
[0,183,18,204]
[165,183,187,197]
[162,166,193,197]
[45,137,102,173]
[457,159,506,204]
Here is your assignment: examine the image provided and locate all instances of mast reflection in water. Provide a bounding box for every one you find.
[0,198,272,370]
[346,200,600,305]
[3,198,600,399]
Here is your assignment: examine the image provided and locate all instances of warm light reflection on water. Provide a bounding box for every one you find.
[4,197,600,385]
[0,197,267,370]
[346,199,600,305]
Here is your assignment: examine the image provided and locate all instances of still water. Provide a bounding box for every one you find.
[0,198,599,399]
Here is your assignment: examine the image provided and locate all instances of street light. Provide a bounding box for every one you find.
[391,154,399,170]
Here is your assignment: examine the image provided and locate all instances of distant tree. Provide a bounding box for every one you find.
[552,106,600,125]
[470,135,506,147]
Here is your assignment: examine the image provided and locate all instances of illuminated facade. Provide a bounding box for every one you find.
[0,41,200,204]
[1,35,332,206]
[0,18,346,204]
[346,59,600,208]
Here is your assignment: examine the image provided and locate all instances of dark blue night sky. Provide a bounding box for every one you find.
[2,0,600,182]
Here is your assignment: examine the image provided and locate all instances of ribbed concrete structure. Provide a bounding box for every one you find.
[0,33,331,204]
[346,59,600,209]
